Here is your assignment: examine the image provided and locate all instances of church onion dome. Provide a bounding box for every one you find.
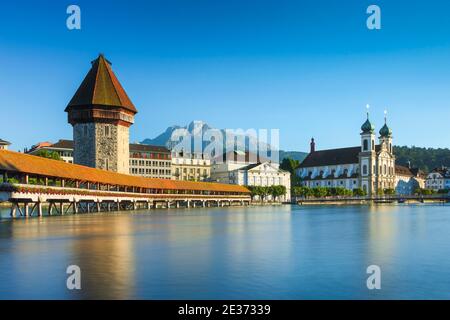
[361,115,375,134]
[379,123,392,137]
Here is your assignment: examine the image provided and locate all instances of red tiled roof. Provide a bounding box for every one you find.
[65,54,137,114]
[0,150,249,194]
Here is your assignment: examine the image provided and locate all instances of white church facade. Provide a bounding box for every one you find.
[296,113,396,195]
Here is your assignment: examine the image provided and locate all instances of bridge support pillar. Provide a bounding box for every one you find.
[10,203,17,218]
[24,203,29,217]
[37,202,43,217]
[176,201,180,208]
[60,202,65,215]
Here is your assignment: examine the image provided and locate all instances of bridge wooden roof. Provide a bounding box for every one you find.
[0,150,249,194]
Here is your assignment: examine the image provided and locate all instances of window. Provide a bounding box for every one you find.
[363,165,368,175]
[104,126,110,137]
[83,125,88,137]
[363,139,368,151]
[105,158,109,171]
[372,140,375,151]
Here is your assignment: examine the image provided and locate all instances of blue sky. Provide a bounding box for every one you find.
[0,0,449,152]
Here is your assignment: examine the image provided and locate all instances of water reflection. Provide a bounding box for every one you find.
[0,204,450,299]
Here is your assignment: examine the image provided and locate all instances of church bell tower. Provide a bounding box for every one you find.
[359,108,376,195]
[65,54,138,174]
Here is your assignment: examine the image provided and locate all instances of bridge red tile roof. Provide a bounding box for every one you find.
[0,150,249,194]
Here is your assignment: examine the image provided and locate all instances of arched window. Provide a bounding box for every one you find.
[372,140,375,151]
[384,164,387,175]
[363,140,368,151]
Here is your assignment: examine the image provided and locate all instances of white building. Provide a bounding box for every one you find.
[395,165,426,195]
[211,151,291,201]
[171,151,211,181]
[297,113,397,195]
[0,139,11,150]
[426,167,450,191]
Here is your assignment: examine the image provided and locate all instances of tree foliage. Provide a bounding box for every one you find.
[394,146,450,173]
[35,150,62,161]
[293,186,367,198]
[247,185,287,202]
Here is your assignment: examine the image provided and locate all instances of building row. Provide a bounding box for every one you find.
[296,113,429,196]
[11,53,291,202]
[425,167,450,191]
[24,140,291,201]
[4,54,447,201]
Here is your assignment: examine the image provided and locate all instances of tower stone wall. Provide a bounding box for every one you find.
[73,122,130,174]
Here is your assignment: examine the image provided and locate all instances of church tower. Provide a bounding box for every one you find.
[379,111,393,154]
[359,110,376,195]
[65,54,137,174]
[376,111,396,191]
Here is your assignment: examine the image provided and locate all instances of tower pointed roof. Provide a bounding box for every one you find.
[65,54,137,113]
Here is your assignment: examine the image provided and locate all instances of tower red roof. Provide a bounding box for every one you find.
[65,54,137,114]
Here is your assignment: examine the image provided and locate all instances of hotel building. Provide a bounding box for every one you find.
[171,151,211,181]
[27,140,172,180]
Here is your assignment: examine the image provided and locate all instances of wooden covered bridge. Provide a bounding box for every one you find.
[0,150,251,218]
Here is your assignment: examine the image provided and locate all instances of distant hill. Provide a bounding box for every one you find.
[279,151,308,163]
[394,146,450,173]
[279,146,450,173]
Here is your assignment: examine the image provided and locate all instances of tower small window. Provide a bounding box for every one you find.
[363,165,368,175]
[363,139,368,151]
[83,126,88,137]
[104,126,110,137]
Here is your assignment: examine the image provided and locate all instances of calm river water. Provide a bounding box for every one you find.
[0,204,450,299]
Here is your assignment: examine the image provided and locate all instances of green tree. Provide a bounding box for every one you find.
[269,185,287,202]
[280,157,301,187]
[353,188,367,197]
[35,150,61,161]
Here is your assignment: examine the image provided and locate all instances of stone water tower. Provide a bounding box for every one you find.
[65,54,137,174]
